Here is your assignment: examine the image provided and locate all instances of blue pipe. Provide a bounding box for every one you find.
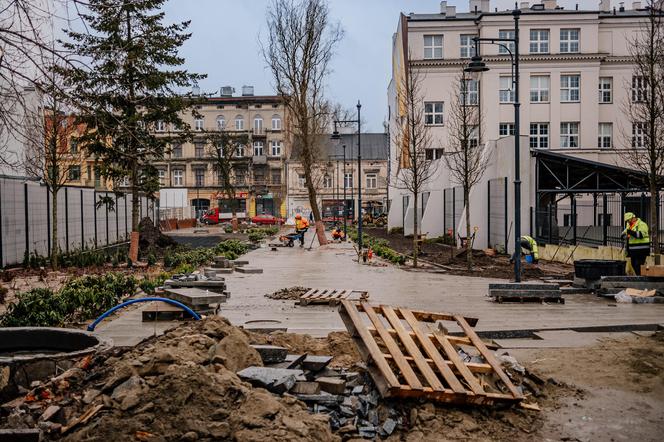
[87,297,201,331]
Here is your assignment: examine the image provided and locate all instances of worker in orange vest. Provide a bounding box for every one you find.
[294,213,309,247]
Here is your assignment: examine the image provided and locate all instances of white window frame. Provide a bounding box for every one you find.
[156,120,166,132]
[195,118,204,131]
[270,140,282,156]
[158,169,166,186]
[173,169,184,187]
[598,123,612,148]
[530,123,549,149]
[235,115,244,130]
[365,173,377,189]
[560,74,580,102]
[235,143,244,157]
[632,76,648,102]
[254,116,263,133]
[271,115,282,130]
[194,168,205,187]
[560,28,580,53]
[424,102,444,125]
[323,174,332,189]
[423,34,443,59]
[425,148,444,160]
[460,34,476,59]
[498,30,515,54]
[469,125,479,148]
[462,79,478,106]
[529,29,549,54]
[560,122,580,148]
[499,76,514,103]
[216,116,225,130]
[530,75,550,102]
[298,174,306,188]
[253,141,264,156]
[632,122,647,148]
[499,123,515,137]
[598,77,612,103]
[344,172,353,189]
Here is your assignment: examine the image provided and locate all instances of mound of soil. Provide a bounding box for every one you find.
[139,217,177,251]
[264,286,311,300]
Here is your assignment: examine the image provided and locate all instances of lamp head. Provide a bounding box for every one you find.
[464,55,489,73]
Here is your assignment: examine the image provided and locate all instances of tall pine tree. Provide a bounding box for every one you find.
[61,0,203,251]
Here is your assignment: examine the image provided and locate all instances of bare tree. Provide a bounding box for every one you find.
[22,63,83,268]
[263,0,343,246]
[391,61,438,267]
[621,2,664,254]
[444,72,487,268]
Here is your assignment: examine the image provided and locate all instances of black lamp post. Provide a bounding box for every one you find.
[331,101,362,255]
[466,8,522,282]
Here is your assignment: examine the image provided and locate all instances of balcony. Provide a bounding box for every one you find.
[252,128,266,137]
[252,155,267,165]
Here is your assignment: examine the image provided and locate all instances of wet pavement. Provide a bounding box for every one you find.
[96,228,664,345]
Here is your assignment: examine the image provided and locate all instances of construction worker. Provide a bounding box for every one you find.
[510,235,539,264]
[294,213,309,247]
[331,224,345,242]
[622,212,650,275]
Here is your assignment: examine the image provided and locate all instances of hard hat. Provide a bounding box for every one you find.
[624,212,636,222]
[295,213,302,219]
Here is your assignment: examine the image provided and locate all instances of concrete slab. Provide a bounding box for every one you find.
[495,330,634,349]
[204,267,233,274]
[162,287,226,306]
[235,267,263,274]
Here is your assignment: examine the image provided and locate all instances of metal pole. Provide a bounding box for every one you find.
[336,157,339,223]
[513,8,522,282]
[356,101,363,255]
[343,144,347,238]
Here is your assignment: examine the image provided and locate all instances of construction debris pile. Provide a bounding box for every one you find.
[265,286,311,300]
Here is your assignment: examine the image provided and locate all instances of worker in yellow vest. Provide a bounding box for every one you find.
[510,235,539,264]
[622,212,650,275]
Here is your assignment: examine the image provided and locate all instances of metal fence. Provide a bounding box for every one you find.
[487,177,509,250]
[0,176,156,267]
[534,192,664,251]
[159,206,195,221]
[443,186,463,235]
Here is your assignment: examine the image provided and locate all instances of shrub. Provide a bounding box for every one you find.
[139,272,171,295]
[248,231,267,243]
[389,227,404,235]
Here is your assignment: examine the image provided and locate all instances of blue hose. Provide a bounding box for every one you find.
[87,297,201,331]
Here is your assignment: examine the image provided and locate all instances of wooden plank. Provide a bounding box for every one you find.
[408,309,479,327]
[367,326,474,346]
[383,354,492,373]
[432,332,484,395]
[381,305,446,392]
[340,301,401,388]
[400,308,466,393]
[363,304,423,389]
[454,314,522,399]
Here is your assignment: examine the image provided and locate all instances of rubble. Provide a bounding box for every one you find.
[265,286,311,300]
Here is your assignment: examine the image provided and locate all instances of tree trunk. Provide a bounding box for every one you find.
[465,187,472,269]
[412,191,418,268]
[51,187,59,269]
[651,179,660,254]
[305,172,328,247]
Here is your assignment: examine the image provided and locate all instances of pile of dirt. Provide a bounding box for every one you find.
[264,286,311,300]
[139,217,177,251]
[0,317,336,441]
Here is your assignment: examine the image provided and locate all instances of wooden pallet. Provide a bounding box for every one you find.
[299,288,369,306]
[339,301,523,406]
[495,295,565,304]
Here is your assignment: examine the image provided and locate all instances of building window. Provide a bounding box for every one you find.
[158,169,165,186]
[271,115,282,130]
[235,143,244,157]
[530,123,549,148]
[366,173,377,189]
[529,29,549,54]
[344,172,353,188]
[469,126,479,148]
[235,115,244,130]
[155,120,166,132]
[68,165,81,181]
[253,141,264,156]
[460,34,476,59]
[195,118,204,131]
[598,77,612,103]
[298,174,306,188]
[172,144,183,158]
[425,148,444,160]
[632,122,647,148]
[560,29,579,53]
[70,139,78,154]
[499,123,515,137]
[560,75,580,102]
[423,34,443,59]
[194,143,204,158]
[560,122,579,148]
[270,140,282,156]
[462,79,478,105]
[254,116,263,133]
[323,174,332,188]
[598,123,613,148]
[424,102,444,125]
[499,76,514,103]
[195,168,205,187]
[172,169,184,186]
[632,76,648,102]
[498,30,515,54]
[234,169,246,185]
[271,169,281,185]
[216,115,225,130]
[530,75,550,102]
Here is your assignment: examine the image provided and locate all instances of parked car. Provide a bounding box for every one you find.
[251,214,284,225]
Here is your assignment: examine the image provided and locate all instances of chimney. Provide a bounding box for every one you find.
[440,0,447,13]
[632,1,641,8]
[447,5,457,17]
[220,86,234,97]
[543,0,556,9]
[469,0,490,12]
[599,0,611,12]
[619,1,625,11]
[520,1,530,9]
[241,85,254,97]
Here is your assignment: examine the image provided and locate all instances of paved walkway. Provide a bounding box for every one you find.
[96,229,664,345]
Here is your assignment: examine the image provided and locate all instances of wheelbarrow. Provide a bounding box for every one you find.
[278,229,307,247]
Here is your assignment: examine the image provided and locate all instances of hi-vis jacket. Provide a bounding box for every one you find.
[625,218,650,254]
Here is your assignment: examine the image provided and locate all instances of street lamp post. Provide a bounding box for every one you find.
[342,144,347,238]
[466,8,522,282]
[331,101,363,255]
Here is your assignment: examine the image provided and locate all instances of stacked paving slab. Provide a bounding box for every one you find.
[488,283,563,304]
[146,273,229,320]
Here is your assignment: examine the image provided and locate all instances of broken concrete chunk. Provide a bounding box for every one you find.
[251,345,288,364]
[236,367,304,391]
[235,266,263,274]
[271,374,297,394]
[293,394,343,405]
[316,377,347,395]
[284,354,332,372]
[39,405,61,422]
[291,381,320,395]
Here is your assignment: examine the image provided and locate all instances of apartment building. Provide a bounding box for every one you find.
[150,86,289,219]
[286,133,389,219]
[387,0,661,250]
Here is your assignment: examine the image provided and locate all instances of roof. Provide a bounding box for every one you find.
[406,8,658,22]
[191,95,284,106]
[290,133,389,162]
